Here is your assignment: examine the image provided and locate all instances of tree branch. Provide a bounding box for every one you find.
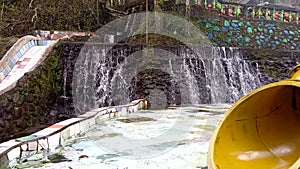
[0,2,4,21]
[31,7,38,23]
[29,0,34,8]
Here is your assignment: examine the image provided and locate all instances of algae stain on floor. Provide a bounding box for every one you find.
[117,117,155,123]
[194,125,216,131]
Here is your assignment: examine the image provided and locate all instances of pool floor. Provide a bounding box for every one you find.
[10,105,227,169]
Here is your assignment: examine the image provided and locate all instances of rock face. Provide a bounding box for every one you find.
[240,49,300,83]
[129,68,181,109]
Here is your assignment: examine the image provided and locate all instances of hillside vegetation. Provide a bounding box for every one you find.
[0,0,111,38]
[0,0,112,59]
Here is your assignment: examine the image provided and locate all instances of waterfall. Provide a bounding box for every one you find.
[185,46,262,104]
[73,45,104,113]
[181,51,202,105]
[62,58,68,97]
[72,44,262,113]
[204,47,262,103]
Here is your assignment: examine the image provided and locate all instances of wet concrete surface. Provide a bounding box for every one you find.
[9,105,229,169]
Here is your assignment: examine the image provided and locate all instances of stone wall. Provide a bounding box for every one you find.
[106,0,300,50]
[0,44,63,143]
[241,48,300,83]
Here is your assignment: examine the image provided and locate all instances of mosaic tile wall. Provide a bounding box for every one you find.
[108,0,300,49]
[197,18,300,50]
[0,40,52,82]
[35,30,94,40]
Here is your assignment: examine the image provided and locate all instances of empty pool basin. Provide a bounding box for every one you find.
[208,64,300,169]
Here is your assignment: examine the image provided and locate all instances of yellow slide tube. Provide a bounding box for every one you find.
[208,64,300,169]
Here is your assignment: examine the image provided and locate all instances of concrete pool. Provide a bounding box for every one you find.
[9,105,228,169]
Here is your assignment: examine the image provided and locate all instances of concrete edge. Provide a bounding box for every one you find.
[0,99,147,165]
[0,36,37,79]
[0,40,59,95]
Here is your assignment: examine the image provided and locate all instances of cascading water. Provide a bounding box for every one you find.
[181,52,202,105]
[195,47,262,104]
[73,44,262,113]
[73,45,104,113]
[101,14,142,44]
[95,47,114,106]
[210,47,262,103]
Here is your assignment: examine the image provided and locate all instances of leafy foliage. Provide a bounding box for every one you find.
[0,0,112,37]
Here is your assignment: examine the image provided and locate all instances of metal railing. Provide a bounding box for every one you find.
[200,0,300,24]
[107,0,300,24]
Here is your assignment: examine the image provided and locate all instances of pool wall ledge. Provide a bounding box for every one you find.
[0,99,147,165]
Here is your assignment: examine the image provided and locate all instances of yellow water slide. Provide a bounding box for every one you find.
[208,64,300,169]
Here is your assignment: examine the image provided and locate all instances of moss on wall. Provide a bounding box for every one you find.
[125,33,185,46]
[241,48,300,82]
[0,43,63,142]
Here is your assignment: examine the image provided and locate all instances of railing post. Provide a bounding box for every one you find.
[258,7,262,19]
[228,4,230,16]
[243,5,248,17]
[221,4,225,14]
[237,5,241,16]
[280,10,284,21]
[272,9,276,20]
[266,8,271,20]
[251,7,255,18]
[289,11,292,22]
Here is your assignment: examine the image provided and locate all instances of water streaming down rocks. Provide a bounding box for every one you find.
[205,47,262,103]
[156,46,262,104]
[72,44,263,113]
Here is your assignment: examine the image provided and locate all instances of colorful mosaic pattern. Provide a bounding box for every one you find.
[111,0,300,25]
[197,18,300,50]
[0,40,56,92]
[35,30,94,40]
[0,40,36,81]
